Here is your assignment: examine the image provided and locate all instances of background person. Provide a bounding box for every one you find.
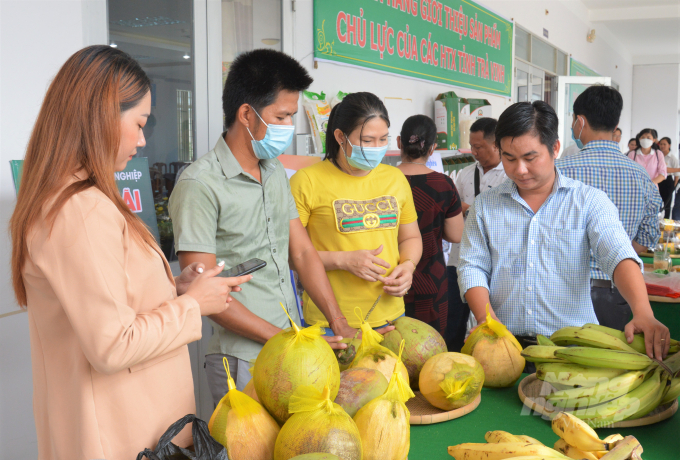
[613,127,622,145]
[659,136,680,218]
[9,46,250,460]
[290,92,423,335]
[557,85,661,331]
[627,138,637,153]
[396,115,463,336]
[446,117,506,351]
[169,49,348,401]
[459,101,670,363]
[628,128,666,185]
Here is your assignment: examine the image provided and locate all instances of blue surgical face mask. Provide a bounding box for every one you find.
[247,107,295,159]
[342,136,388,171]
[571,116,584,150]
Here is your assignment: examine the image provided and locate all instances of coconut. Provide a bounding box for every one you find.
[419,352,484,411]
[334,368,389,418]
[461,305,525,388]
[243,379,260,403]
[275,382,362,460]
[382,316,447,389]
[253,305,340,425]
[334,337,362,371]
[208,358,280,460]
[349,319,410,385]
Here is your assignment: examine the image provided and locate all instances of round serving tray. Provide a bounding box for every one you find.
[518,373,678,428]
[407,391,481,425]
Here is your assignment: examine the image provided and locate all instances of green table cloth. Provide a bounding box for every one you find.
[410,374,677,459]
[651,301,680,340]
[640,255,680,266]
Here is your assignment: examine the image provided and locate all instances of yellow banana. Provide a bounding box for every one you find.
[516,435,544,446]
[551,412,613,452]
[550,327,639,353]
[485,431,525,443]
[598,436,642,460]
[447,442,570,460]
[554,347,655,370]
[553,438,599,460]
[536,363,626,388]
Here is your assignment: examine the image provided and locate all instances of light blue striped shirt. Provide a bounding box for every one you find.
[457,170,641,336]
[557,140,661,280]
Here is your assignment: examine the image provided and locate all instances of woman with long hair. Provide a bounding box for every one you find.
[10,45,250,459]
[290,92,422,336]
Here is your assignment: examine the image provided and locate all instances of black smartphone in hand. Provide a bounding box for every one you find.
[218,258,267,278]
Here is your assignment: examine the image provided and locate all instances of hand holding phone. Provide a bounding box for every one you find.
[218,258,267,278]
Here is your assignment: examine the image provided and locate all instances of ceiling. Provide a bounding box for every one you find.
[582,0,680,64]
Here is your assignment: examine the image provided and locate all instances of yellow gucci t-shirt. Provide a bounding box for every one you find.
[290,159,418,328]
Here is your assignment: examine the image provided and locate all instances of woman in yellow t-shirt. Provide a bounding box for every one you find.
[290,92,423,337]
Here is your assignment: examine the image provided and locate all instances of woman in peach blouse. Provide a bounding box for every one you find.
[10,46,251,460]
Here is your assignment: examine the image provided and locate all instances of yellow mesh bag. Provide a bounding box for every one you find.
[253,303,340,425]
[274,374,362,460]
[419,352,484,411]
[348,309,410,385]
[353,340,415,460]
[460,304,525,388]
[208,358,280,460]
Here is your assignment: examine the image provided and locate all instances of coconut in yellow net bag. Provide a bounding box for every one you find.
[353,340,415,460]
[274,372,362,460]
[461,304,525,387]
[208,357,280,460]
[253,303,340,425]
[348,308,410,385]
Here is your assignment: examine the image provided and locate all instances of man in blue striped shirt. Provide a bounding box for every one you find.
[557,85,662,331]
[458,101,670,361]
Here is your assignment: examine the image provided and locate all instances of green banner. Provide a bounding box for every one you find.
[314,0,513,97]
[10,158,160,242]
[570,58,599,77]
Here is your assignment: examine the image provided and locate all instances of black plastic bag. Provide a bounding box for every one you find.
[136,414,228,460]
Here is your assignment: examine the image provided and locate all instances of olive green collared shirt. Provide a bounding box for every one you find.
[169,134,300,362]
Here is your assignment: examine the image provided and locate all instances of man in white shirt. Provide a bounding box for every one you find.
[446,117,506,351]
[560,142,581,158]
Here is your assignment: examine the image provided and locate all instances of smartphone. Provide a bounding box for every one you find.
[218,258,267,278]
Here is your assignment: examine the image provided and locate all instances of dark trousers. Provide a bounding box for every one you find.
[659,176,675,218]
[673,189,680,220]
[591,284,632,331]
[445,267,470,352]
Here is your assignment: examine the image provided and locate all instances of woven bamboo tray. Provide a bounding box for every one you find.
[406,391,481,425]
[518,373,678,428]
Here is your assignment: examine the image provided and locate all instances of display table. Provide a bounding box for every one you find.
[640,255,680,266]
[651,300,680,338]
[410,374,678,459]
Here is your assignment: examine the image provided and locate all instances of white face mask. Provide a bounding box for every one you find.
[639,138,654,149]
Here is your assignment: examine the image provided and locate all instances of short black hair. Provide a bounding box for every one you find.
[325,92,390,166]
[222,49,312,128]
[660,137,672,146]
[495,101,559,154]
[614,127,622,134]
[470,117,498,142]
[572,85,622,132]
[400,115,436,160]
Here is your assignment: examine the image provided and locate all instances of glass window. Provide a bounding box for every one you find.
[531,73,543,102]
[108,0,195,199]
[557,50,568,76]
[516,68,529,102]
[222,0,282,88]
[531,36,556,73]
[515,27,530,62]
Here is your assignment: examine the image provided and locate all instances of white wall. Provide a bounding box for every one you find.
[0,1,105,458]
[287,0,635,147]
[631,64,680,153]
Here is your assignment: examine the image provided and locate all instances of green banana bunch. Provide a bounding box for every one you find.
[577,367,665,427]
[581,324,647,354]
[546,369,648,409]
[521,345,568,363]
[661,376,680,406]
[626,371,670,420]
[554,347,655,371]
[550,326,639,353]
[536,363,626,388]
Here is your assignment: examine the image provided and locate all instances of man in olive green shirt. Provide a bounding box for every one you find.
[169,49,362,403]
